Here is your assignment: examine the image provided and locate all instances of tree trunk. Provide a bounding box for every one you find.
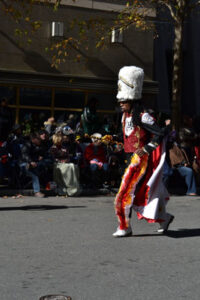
[171,19,184,131]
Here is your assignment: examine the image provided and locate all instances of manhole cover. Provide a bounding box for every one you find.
[39,295,72,300]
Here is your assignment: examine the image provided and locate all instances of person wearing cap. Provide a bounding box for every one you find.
[113,66,174,237]
[84,133,109,188]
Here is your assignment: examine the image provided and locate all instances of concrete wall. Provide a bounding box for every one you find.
[0,1,154,80]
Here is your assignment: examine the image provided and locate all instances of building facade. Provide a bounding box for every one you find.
[0,0,157,124]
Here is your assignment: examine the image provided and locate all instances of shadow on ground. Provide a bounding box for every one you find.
[133,228,200,239]
[0,205,87,211]
[166,228,200,238]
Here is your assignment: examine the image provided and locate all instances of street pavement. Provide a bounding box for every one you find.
[0,193,200,300]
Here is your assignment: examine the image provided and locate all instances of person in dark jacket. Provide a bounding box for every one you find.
[19,133,47,197]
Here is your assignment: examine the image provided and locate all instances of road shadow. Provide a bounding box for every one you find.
[133,228,200,239]
[0,205,86,211]
[166,228,200,238]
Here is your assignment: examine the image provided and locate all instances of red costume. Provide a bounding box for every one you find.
[115,111,170,231]
[113,65,174,237]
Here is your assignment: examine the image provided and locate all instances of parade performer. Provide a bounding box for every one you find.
[113,66,174,237]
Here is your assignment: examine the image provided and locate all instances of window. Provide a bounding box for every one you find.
[87,93,117,111]
[0,86,16,105]
[54,90,85,109]
[20,88,52,106]
[0,85,116,126]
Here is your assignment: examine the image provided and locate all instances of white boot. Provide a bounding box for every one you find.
[112,226,132,237]
[157,213,174,233]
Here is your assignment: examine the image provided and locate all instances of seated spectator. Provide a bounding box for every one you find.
[179,126,196,163]
[44,117,57,137]
[50,132,81,197]
[0,140,10,185]
[38,129,54,185]
[7,124,24,151]
[7,124,25,187]
[62,126,83,165]
[163,133,197,196]
[65,114,77,130]
[75,134,89,154]
[74,134,93,186]
[189,125,200,186]
[108,140,125,188]
[101,134,122,188]
[193,143,200,186]
[84,133,108,188]
[19,133,47,197]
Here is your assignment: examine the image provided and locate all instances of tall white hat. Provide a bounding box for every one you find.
[117,66,144,102]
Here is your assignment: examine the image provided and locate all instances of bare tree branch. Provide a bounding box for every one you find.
[157,0,178,22]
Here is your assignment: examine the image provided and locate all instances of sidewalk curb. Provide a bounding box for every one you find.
[0,187,118,197]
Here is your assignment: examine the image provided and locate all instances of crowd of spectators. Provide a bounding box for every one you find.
[162,115,200,195]
[1,96,200,197]
[0,105,125,197]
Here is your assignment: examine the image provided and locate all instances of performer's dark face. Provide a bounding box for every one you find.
[119,101,132,113]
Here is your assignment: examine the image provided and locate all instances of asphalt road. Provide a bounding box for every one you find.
[0,194,200,300]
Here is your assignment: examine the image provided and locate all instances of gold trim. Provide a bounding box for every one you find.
[17,105,51,110]
[54,107,82,112]
[119,76,134,89]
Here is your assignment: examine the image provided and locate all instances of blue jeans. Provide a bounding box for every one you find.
[89,160,109,187]
[176,166,197,195]
[20,163,40,193]
[90,161,108,173]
